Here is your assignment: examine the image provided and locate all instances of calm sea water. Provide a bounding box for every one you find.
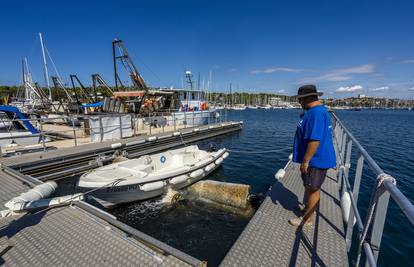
[109,109,413,266]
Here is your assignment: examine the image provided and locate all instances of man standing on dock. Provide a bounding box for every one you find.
[289,85,336,227]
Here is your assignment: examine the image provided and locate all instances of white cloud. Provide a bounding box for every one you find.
[401,59,414,64]
[301,64,375,83]
[335,85,364,93]
[277,89,286,93]
[251,67,301,74]
[409,87,414,91]
[228,68,238,72]
[370,86,390,92]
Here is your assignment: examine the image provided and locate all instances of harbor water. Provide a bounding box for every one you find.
[61,108,413,266]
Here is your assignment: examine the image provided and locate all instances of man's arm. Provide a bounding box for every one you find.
[300,140,320,173]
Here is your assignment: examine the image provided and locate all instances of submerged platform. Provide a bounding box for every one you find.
[221,162,348,266]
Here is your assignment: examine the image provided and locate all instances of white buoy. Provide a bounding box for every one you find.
[147,136,157,142]
[190,169,204,179]
[140,181,165,192]
[341,192,355,225]
[222,152,230,159]
[170,175,189,185]
[204,163,216,172]
[274,169,286,180]
[111,143,122,149]
[215,158,223,165]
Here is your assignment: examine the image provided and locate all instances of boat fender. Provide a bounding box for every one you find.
[170,175,189,185]
[208,125,215,129]
[274,169,286,180]
[239,121,244,124]
[190,169,204,179]
[147,136,157,142]
[341,192,355,225]
[215,158,223,165]
[222,152,229,159]
[111,143,122,149]
[204,163,216,172]
[140,181,165,192]
[221,123,226,127]
[193,128,200,132]
[173,132,181,136]
[289,153,293,160]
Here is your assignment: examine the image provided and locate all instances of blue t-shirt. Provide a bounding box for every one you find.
[293,105,336,169]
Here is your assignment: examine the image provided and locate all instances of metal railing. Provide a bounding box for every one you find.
[331,112,414,267]
[0,109,226,152]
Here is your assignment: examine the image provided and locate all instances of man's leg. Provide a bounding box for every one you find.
[303,188,320,223]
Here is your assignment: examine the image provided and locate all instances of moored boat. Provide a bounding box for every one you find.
[77,145,229,207]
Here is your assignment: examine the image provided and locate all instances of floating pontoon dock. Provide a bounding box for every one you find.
[1,114,413,266]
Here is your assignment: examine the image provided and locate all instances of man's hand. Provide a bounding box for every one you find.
[300,162,309,174]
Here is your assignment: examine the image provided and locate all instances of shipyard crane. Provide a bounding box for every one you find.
[69,74,94,104]
[112,39,148,91]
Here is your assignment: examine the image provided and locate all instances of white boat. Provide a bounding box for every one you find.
[77,145,229,207]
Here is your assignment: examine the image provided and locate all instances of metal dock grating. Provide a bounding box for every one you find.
[220,162,348,266]
[0,204,194,266]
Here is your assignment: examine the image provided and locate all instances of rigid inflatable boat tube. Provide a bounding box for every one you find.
[140,181,165,192]
[222,152,229,159]
[204,163,216,172]
[190,169,204,179]
[147,136,157,142]
[215,158,223,165]
[170,175,189,185]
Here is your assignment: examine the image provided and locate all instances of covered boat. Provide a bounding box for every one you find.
[77,145,229,207]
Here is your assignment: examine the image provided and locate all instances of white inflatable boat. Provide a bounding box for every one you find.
[77,145,229,207]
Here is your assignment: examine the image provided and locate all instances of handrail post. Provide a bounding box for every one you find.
[346,153,364,251]
[99,116,103,142]
[40,118,46,151]
[119,115,123,139]
[369,183,391,264]
[337,133,347,186]
[173,112,176,131]
[71,117,77,147]
[343,140,353,194]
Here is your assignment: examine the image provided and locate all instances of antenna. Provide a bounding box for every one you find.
[39,32,52,100]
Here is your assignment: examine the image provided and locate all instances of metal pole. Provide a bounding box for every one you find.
[346,153,364,251]
[71,117,77,146]
[148,112,151,135]
[99,116,103,142]
[184,112,187,129]
[173,112,176,131]
[133,114,137,136]
[343,140,353,194]
[369,185,391,263]
[40,119,46,151]
[162,115,165,133]
[119,115,123,139]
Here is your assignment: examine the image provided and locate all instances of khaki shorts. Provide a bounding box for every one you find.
[301,167,327,190]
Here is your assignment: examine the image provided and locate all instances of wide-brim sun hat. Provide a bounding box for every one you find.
[296,84,323,98]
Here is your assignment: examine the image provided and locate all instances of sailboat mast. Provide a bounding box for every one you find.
[39,32,51,100]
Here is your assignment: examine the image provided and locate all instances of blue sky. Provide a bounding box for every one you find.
[1,0,414,98]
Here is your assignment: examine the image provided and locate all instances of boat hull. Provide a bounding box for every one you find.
[78,148,228,208]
